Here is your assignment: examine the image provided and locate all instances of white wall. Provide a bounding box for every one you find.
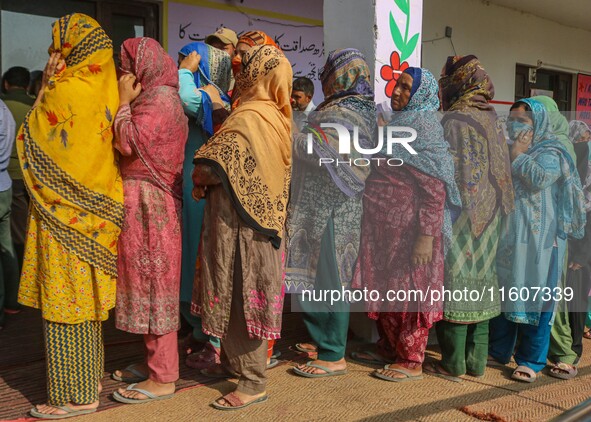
[422,0,591,109]
[323,0,377,76]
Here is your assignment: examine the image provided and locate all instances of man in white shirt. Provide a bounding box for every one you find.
[291,77,316,131]
[0,99,18,330]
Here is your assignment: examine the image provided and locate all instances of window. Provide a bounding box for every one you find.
[0,0,160,73]
[515,64,573,111]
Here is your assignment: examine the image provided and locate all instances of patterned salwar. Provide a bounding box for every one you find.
[358,164,447,368]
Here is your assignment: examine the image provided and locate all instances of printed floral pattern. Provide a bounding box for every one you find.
[46,106,75,147]
[381,51,410,98]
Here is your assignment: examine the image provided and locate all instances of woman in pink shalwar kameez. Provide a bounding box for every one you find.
[111,37,188,403]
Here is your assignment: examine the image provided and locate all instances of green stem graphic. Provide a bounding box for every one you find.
[404,1,410,44]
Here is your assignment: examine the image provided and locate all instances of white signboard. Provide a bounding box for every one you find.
[375,0,423,106]
[167,1,325,104]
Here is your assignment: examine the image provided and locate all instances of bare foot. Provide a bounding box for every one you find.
[113,363,148,380]
[215,390,266,408]
[117,379,175,400]
[98,383,103,394]
[33,400,99,416]
[375,363,422,379]
[295,358,346,375]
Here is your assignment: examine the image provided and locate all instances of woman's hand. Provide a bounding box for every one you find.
[34,52,66,107]
[510,129,533,161]
[42,52,66,89]
[118,74,142,106]
[411,234,434,267]
[192,185,207,202]
[569,261,583,271]
[180,52,201,73]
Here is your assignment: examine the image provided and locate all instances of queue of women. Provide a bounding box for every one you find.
[16,13,591,418]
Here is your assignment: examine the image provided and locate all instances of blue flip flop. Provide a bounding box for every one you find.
[30,406,97,419]
[112,383,175,404]
[292,361,348,378]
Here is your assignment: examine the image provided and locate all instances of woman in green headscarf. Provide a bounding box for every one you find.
[532,96,580,380]
[533,96,576,163]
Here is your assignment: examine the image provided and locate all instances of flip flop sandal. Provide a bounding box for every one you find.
[30,406,97,420]
[271,350,282,359]
[423,362,463,383]
[267,358,280,369]
[211,392,268,411]
[292,361,348,378]
[372,365,423,383]
[295,343,318,354]
[548,362,578,380]
[511,365,538,383]
[349,351,388,366]
[112,383,175,404]
[111,364,148,383]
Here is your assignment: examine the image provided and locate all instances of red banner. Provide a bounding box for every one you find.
[576,73,591,125]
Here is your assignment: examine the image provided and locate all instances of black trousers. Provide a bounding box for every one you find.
[567,265,591,358]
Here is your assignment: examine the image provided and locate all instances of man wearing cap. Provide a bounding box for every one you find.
[205,27,238,58]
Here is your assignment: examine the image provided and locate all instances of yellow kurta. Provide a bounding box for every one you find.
[16,14,123,324]
[19,209,115,323]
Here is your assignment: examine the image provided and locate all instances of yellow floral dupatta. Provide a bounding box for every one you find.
[17,13,123,276]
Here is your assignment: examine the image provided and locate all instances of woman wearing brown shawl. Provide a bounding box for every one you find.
[428,55,514,381]
[110,38,188,403]
[191,45,292,410]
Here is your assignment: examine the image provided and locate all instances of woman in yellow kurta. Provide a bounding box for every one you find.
[16,13,123,419]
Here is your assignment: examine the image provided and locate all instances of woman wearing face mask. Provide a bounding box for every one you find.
[178,42,232,371]
[570,120,591,143]
[230,31,281,108]
[351,68,461,382]
[488,98,586,383]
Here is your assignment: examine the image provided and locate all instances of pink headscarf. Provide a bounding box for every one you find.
[119,37,188,198]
